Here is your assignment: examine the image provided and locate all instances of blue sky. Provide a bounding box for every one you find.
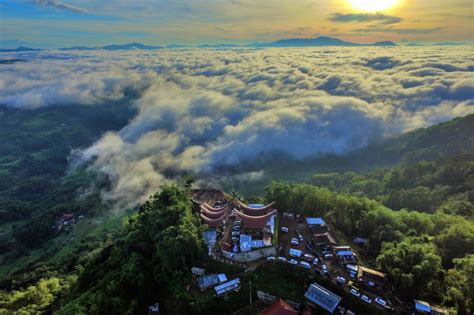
[1,0,473,48]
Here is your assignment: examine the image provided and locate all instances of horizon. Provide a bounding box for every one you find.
[1,0,473,48]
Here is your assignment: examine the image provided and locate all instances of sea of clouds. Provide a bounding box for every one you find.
[1,47,473,207]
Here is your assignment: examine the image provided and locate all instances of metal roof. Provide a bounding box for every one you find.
[306,217,325,225]
[214,278,240,296]
[305,283,342,313]
[197,273,227,290]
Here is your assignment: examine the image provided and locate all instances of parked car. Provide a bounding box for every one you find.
[349,271,357,278]
[281,226,289,233]
[361,295,372,304]
[300,261,311,269]
[312,257,319,265]
[322,264,328,274]
[336,276,346,285]
[375,297,388,307]
[278,256,287,262]
[298,234,304,241]
[291,238,299,245]
[304,254,315,261]
[231,236,239,242]
[288,259,298,265]
[267,256,276,261]
[350,289,361,297]
[231,230,240,236]
[323,253,334,259]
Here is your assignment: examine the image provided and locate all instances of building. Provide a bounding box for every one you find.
[304,283,342,314]
[191,267,205,276]
[197,274,227,290]
[414,300,431,314]
[234,209,277,230]
[333,246,357,264]
[306,217,325,226]
[260,298,298,315]
[214,278,240,296]
[313,232,337,246]
[200,204,229,228]
[357,266,387,288]
[352,237,369,246]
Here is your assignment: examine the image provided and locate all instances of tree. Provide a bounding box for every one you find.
[377,237,444,299]
[444,255,474,315]
[435,222,474,267]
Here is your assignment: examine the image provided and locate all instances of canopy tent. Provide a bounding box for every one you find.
[235,199,275,213]
[233,209,277,229]
[200,205,228,219]
[200,213,226,228]
[202,202,229,212]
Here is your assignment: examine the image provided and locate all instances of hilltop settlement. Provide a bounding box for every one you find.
[181,190,448,315]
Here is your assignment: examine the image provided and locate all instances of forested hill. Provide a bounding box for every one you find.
[309,115,474,218]
[307,114,474,171]
[349,114,474,167]
[234,114,474,195]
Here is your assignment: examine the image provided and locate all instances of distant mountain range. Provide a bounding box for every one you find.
[0,36,469,52]
[0,46,42,53]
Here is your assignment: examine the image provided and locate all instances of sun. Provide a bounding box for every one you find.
[348,0,398,12]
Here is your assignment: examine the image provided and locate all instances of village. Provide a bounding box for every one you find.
[181,190,448,315]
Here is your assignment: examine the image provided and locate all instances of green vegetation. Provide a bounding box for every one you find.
[266,181,473,313]
[0,111,472,314]
[0,104,133,258]
[58,185,206,314]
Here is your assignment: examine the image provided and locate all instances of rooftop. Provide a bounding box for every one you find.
[304,283,342,313]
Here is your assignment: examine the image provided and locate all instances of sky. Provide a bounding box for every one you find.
[0,0,473,48]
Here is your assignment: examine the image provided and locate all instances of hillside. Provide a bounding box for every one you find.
[227,115,474,194]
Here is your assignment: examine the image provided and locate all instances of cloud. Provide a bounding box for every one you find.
[0,47,473,208]
[329,13,402,25]
[33,0,86,13]
[354,26,445,34]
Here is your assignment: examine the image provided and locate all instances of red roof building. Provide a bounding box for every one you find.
[234,209,277,229]
[260,298,298,315]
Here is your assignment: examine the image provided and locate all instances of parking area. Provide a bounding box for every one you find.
[276,212,395,313]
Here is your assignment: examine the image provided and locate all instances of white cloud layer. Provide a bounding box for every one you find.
[1,47,473,207]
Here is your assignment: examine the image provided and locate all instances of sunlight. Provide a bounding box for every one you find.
[348,0,399,12]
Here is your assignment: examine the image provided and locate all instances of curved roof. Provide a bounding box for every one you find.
[200,205,227,219]
[200,213,226,228]
[234,209,277,229]
[202,202,229,212]
[236,200,275,213]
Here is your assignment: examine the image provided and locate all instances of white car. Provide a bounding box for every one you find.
[288,259,298,265]
[336,276,346,285]
[312,257,319,265]
[300,261,311,269]
[281,227,289,233]
[375,297,388,307]
[291,238,299,245]
[267,256,276,261]
[278,256,287,262]
[323,253,334,259]
[350,289,361,297]
[322,264,328,274]
[298,234,304,241]
[361,295,372,304]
